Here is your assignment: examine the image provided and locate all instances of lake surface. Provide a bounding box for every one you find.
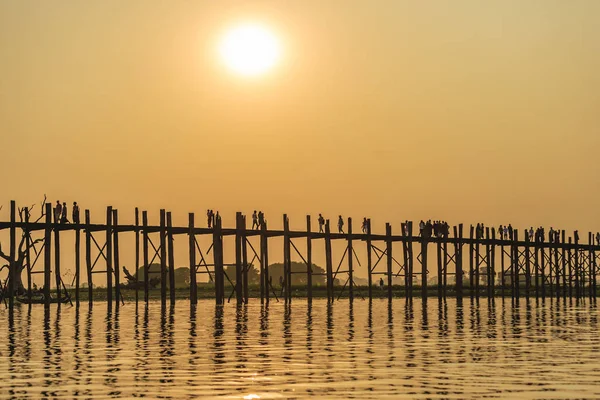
[0,298,599,399]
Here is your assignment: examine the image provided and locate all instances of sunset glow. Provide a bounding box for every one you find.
[218,24,281,76]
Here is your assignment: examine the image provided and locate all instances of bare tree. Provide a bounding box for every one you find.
[0,196,47,294]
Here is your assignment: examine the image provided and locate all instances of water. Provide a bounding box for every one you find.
[0,298,599,399]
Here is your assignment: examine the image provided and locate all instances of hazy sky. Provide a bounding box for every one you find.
[2,0,599,235]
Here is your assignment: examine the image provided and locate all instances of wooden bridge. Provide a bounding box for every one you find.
[0,200,598,308]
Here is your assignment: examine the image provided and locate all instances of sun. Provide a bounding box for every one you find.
[218,23,281,77]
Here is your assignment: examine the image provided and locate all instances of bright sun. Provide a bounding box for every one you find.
[218,24,281,77]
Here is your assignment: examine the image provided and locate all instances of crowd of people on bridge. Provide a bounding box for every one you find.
[419,220,450,238]
[53,200,80,224]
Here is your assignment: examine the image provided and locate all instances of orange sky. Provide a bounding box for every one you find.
[1,1,599,284]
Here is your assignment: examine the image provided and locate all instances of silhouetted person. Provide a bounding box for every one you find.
[54,201,62,224]
[60,202,68,224]
[338,215,344,234]
[318,214,325,233]
[361,218,368,233]
[258,211,265,228]
[207,209,212,228]
[252,210,258,230]
[379,277,384,290]
[72,202,80,224]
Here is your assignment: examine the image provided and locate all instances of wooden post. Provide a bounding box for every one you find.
[259,220,266,303]
[469,225,474,297]
[386,223,393,301]
[213,215,224,305]
[235,212,243,304]
[540,243,546,299]
[134,208,140,305]
[106,206,113,305]
[325,220,333,302]
[534,237,540,298]
[159,209,167,305]
[262,221,269,304]
[474,229,480,298]
[574,234,580,299]
[443,237,449,297]
[367,219,373,301]
[408,221,414,296]
[306,215,313,301]
[513,230,519,299]
[8,201,16,308]
[437,238,443,298]
[591,232,597,299]
[189,213,197,305]
[54,210,61,302]
[347,217,353,302]
[489,228,496,298]
[85,210,92,305]
[24,207,32,303]
[453,225,462,298]
[44,203,52,307]
[421,233,428,299]
[568,237,574,298]
[74,209,81,306]
[525,229,531,299]
[242,215,249,304]
[142,211,149,303]
[554,233,560,299]
[561,230,567,299]
[283,215,292,303]
[167,212,176,305]
[113,209,121,306]
[500,234,506,297]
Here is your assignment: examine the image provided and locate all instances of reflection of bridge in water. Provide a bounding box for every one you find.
[0,200,598,308]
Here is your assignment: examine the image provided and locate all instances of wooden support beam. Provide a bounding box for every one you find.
[534,237,540,298]
[325,220,333,302]
[54,208,61,302]
[540,244,546,299]
[437,238,443,298]
[143,211,150,303]
[24,207,32,303]
[554,234,560,299]
[561,230,567,299]
[386,223,392,302]
[189,213,197,305]
[469,225,474,297]
[284,215,292,303]
[242,215,249,304]
[167,212,176,305]
[135,208,140,305]
[367,219,373,301]
[85,209,92,305]
[44,203,52,307]
[113,209,121,306]
[525,229,531,299]
[213,215,224,305]
[159,209,167,306]
[408,221,415,296]
[568,237,574,298]
[421,234,428,299]
[306,215,313,301]
[454,225,463,298]
[513,230,519,300]
[8,201,16,308]
[235,212,243,304]
[443,238,449,296]
[474,230,480,298]
[106,206,113,306]
[348,217,353,302]
[74,210,81,307]
[489,228,496,298]
[262,221,269,304]
[574,233,580,299]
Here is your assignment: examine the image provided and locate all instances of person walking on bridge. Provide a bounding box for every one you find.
[338,215,344,234]
[72,202,80,225]
[318,214,325,233]
[60,202,68,224]
[207,209,213,228]
[251,211,258,230]
[54,201,62,224]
